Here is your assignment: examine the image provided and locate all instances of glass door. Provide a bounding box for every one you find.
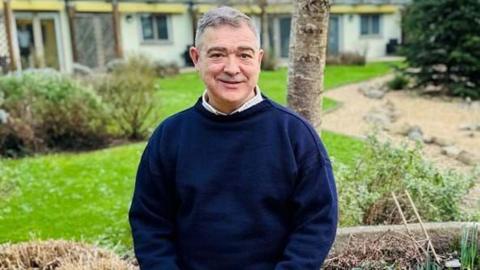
[15,13,61,70]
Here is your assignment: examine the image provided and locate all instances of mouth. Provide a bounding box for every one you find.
[218,79,242,85]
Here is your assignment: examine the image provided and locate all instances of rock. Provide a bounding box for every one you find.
[467,132,476,138]
[432,136,454,147]
[358,83,387,99]
[364,111,391,127]
[445,259,461,268]
[425,84,442,92]
[471,101,480,110]
[363,89,386,99]
[408,126,423,142]
[459,123,479,131]
[457,151,479,166]
[408,130,423,142]
[441,146,461,157]
[423,135,434,144]
[391,123,413,136]
[0,109,8,124]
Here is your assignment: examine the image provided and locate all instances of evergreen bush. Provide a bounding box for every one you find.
[402,0,480,99]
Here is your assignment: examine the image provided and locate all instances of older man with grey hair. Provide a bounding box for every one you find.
[129,6,337,270]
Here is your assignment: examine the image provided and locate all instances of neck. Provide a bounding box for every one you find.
[207,88,256,114]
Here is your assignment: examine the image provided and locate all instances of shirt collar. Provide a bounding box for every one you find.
[202,86,264,116]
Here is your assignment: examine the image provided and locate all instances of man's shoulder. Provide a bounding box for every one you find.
[266,99,317,134]
[149,105,196,139]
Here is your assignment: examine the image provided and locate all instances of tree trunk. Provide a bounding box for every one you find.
[287,0,331,132]
[259,0,270,51]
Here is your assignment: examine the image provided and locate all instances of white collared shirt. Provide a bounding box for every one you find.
[202,86,264,115]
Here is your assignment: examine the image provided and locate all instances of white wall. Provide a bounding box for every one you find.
[121,12,193,66]
[341,11,402,59]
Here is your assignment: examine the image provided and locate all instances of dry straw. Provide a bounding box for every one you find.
[0,240,137,269]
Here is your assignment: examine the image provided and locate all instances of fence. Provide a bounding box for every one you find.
[73,13,116,69]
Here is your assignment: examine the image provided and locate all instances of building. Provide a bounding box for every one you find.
[0,0,409,73]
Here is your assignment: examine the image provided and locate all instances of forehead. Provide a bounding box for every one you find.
[200,23,258,52]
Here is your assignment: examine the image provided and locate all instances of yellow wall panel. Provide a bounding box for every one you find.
[6,0,64,11]
[119,3,187,13]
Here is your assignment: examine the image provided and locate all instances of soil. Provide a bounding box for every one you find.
[322,75,480,210]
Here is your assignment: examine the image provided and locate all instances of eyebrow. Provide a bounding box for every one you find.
[206,46,255,54]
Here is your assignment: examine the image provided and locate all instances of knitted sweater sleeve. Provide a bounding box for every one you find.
[129,125,180,270]
[275,138,338,270]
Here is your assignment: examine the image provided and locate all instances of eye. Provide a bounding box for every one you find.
[240,53,253,59]
[209,53,224,58]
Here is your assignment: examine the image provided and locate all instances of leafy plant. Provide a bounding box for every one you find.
[460,224,478,270]
[387,74,409,90]
[94,55,158,140]
[335,135,478,226]
[0,72,110,156]
[327,52,366,66]
[415,253,441,270]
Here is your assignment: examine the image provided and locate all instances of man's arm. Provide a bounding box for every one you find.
[275,145,338,270]
[129,127,180,270]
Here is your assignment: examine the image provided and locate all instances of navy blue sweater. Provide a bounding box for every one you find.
[129,96,338,270]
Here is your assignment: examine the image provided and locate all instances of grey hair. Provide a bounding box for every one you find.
[194,6,260,48]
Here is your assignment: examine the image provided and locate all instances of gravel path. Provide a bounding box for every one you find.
[322,75,480,210]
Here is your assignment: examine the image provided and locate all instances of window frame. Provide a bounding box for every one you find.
[359,14,382,38]
[139,13,172,44]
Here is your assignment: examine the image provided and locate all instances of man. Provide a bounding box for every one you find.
[129,6,337,270]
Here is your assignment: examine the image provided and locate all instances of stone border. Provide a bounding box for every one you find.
[333,222,478,252]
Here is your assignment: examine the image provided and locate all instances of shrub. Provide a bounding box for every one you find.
[154,61,180,78]
[0,72,110,156]
[327,52,366,66]
[387,74,409,90]
[261,49,279,71]
[402,0,480,99]
[335,135,478,226]
[94,55,158,140]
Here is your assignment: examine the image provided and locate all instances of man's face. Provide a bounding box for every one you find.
[190,22,263,113]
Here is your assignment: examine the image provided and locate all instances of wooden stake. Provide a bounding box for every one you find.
[66,3,78,63]
[3,0,16,71]
[112,0,123,58]
[405,190,441,264]
[392,192,428,257]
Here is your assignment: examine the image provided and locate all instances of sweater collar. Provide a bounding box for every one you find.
[201,86,264,116]
[194,93,272,122]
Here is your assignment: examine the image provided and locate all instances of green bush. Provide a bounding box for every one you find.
[387,74,409,90]
[94,55,158,140]
[327,52,366,66]
[402,0,480,99]
[0,72,110,156]
[335,135,478,226]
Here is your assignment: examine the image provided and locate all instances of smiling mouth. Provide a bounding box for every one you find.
[218,79,243,84]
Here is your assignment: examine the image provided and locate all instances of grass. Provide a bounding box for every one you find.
[0,61,397,250]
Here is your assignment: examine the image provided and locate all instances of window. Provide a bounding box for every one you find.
[360,14,381,36]
[140,14,169,41]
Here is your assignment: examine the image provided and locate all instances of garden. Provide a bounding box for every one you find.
[1,0,480,268]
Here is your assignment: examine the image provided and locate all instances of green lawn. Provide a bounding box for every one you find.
[0,62,397,250]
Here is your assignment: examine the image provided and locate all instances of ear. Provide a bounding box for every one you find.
[257,49,264,65]
[189,46,200,68]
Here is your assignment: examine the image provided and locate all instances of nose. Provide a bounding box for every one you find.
[223,55,240,75]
